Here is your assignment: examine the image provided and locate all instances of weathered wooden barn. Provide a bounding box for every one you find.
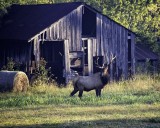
[0,2,135,83]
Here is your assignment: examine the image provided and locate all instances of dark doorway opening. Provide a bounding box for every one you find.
[82,6,96,37]
[41,41,65,84]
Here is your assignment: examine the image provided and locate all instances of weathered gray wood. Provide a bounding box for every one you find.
[93,39,97,56]
[64,40,70,83]
[88,39,93,75]
[115,24,118,78]
[77,6,82,51]
[131,33,135,75]
[96,13,102,56]
[27,4,135,82]
[29,6,82,52]
[33,37,40,67]
[124,29,128,79]
[69,52,83,58]
[82,40,85,76]
[122,27,125,78]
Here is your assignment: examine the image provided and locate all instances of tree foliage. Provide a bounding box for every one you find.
[102,0,160,52]
[0,0,160,52]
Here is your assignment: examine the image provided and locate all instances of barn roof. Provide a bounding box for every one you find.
[0,2,82,40]
[135,44,158,61]
[0,2,135,41]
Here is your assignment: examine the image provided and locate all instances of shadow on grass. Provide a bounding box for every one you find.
[1,118,160,128]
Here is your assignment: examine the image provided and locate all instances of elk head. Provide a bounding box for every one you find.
[101,54,116,77]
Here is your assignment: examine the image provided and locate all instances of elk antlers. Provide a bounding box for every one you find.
[103,53,116,67]
[95,54,116,69]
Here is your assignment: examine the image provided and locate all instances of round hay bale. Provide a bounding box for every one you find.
[0,71,29,92]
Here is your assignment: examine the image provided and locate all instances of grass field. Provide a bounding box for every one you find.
[0,75,160,128]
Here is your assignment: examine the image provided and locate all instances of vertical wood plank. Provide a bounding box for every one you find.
[131,33,135,75]
[72,11,75,51]
[64,39,70,83]
[100,15,104,56]
[33,36,40,67]
[67,15,72,51]
[88,39,93,75]
[101,16,104,57]
[124,29,128,79]
[122,27,125,78]
[110,21,114,80]
[93,38,96,56]
[117,25,120,67]
[77,6,82,51]
[119,26,122,77]
[115,24,118,79]
[63,17,67,39]
[96,13,101,56]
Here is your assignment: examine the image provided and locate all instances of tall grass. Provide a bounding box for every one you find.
[0,74,159,108]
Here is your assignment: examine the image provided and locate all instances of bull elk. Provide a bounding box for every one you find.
[70,55,116,98]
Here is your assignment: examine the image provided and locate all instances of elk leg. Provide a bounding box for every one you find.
[96,89,101,97]
[99,89,101,97]
[70,89,78,96]
[78,90,83,98]
[95,89,99,97]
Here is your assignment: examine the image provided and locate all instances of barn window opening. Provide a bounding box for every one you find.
[82,6,96,37]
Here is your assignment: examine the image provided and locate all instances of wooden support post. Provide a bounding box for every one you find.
[88,39,93,75]
[82,40,85,76]
[64,39,70,83]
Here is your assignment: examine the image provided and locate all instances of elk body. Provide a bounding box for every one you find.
[70,65,109,98]
[70,56,116,98]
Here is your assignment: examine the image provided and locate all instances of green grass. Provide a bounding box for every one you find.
[0,74,160,128]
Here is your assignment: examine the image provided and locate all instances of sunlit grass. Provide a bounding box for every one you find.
[0,104,160,128]
[0,74,160,127]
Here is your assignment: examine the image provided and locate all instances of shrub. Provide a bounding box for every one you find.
[31,58,57,86]
[1,57,24,71]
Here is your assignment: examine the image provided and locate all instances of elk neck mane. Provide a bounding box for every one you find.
[100,70,109,85]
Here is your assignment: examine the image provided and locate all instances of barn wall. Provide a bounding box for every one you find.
[95,13,135,79]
